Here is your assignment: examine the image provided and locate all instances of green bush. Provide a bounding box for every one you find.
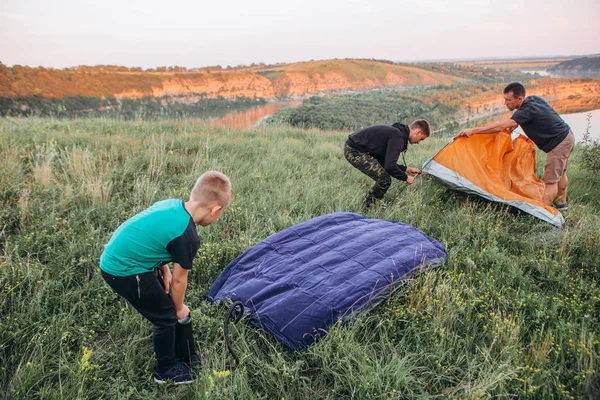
[0,95,267,119]
[265,90,460,132]
[580,113,600,172]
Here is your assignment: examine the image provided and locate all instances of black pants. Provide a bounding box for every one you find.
[344,142,391,200]
[102,269,178,370]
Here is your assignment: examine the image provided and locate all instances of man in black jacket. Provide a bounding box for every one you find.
[344,120,430,208]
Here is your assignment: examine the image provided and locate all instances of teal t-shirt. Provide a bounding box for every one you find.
[100,199,200,277]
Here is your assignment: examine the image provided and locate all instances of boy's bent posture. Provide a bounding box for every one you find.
[344,120,430,208]
[100,171,232,384]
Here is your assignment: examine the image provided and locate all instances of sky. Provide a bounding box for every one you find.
[1,0,599,69]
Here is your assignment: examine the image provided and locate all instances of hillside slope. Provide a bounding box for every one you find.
[548,56,600,78]
[416,78,600,118]
[0,59,464,100]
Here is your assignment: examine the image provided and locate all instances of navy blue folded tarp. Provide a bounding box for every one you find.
[208,212,446,350]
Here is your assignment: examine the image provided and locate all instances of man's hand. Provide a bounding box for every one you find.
[176,304,190,320]
[405,176,414,185]
[458,128,475,138]
[406,167,422,177]
[161,267,172,294]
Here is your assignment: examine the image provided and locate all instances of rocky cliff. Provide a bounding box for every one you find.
[0,59,464,100]
[436,79,600,121]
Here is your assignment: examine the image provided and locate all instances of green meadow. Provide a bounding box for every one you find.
[1,117,598,399]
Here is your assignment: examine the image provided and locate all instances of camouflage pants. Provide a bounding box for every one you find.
[344,142,391,200]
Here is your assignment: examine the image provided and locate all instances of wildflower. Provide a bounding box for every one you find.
[79,346,93,371]
[212,369,231,378]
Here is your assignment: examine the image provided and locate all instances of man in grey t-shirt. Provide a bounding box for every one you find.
[458,82,574,210]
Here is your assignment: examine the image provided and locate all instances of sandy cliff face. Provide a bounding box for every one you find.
[458,79,600,118]
[144,73,276,99]
[264,67,461,98]
[109,70,416,99]
[0,60,464,100]
[530,79,600,113]
[116,69,459,99]
[2,61,598,118]
[271,72,364,97]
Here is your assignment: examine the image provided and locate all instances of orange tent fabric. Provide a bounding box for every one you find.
[422,131,563,226]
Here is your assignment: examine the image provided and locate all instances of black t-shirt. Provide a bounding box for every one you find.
[166,218,201,270]
[510,96,570,153]
[346,124,409,181]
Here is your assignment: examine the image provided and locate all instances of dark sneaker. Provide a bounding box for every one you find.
[153,361,195,385]
[362,195,375,209]
[181,353,203,367]
[363,196,383,210]
[189,354,203,365]
[554,202,569,211]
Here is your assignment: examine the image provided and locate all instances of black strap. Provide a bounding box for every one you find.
[224,301,244,370]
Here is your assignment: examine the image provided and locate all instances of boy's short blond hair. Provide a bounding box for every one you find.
[190,171,232,207]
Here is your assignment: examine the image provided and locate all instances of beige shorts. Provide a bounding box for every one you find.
[544,131,575,184]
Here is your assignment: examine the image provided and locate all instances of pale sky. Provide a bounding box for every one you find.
[1,0,598,69]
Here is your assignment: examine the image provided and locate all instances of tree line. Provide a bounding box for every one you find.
[0,95,266,119]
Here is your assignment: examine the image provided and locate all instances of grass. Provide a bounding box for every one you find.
[0,117,599,399]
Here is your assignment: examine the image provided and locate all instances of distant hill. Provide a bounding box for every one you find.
[547,57,600,78]
[0,59,467,100]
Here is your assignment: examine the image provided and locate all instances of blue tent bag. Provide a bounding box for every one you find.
[209,212,446,350]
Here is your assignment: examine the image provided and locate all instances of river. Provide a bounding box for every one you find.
[205,100,301,129]
[521,70,550,77]
[560,109,599,142]
[475,109,600,142]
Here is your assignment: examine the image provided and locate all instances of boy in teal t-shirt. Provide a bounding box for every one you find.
[101,171,232,385]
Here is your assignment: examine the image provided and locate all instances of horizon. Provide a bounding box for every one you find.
[2,53,599,70]
[1,0,599,69]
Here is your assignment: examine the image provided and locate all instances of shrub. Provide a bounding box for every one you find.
[580,112,600,172]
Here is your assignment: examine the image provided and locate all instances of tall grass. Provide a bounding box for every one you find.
[1,117,598,399]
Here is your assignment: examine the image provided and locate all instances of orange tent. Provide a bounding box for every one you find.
[422,131,563,227]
